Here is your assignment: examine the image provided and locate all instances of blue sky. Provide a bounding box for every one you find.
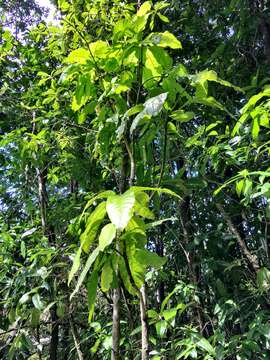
[36,0,56,23]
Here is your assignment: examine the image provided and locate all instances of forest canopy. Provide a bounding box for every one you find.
[1,0,270,359]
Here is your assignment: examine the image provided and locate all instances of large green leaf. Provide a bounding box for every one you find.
[145,31,182,49]
[32,294,44,311]
[190,70,242,97]
[119,257,137,295]
[88,40,108,58]
[99,223,117,251]
[66,48,90,64]
[106,190,135,231]
[142,48,163,88]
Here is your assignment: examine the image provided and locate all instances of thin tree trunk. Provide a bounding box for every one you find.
[111,152,127,360]
[216,203,260,273]
[156,230,165,307]
[69,316,84,360]
[111,279,121,360]
[49,307,59,360]
[179,195,203,332]
[176,158,204,332]
[36,167,59,359]
[62,322,70,360]
[125,133,150,359]
[139,285,149,360]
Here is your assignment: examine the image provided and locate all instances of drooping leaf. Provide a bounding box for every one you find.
[80,202,107,253]
[87,270,99,322]
[80,191,115,221]
[70,247,100,299]
[196,337,215,355]
[134,192,155,219]
[162,308,177,321]
[68,247,82,285]
[142,48,163,88]
[99,223,117,251]
[156,320,167,338]
[130,185,181,199]
[101,259,113,292]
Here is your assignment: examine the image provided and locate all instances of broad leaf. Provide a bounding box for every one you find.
[106,190,135,231]
[66,48,90,64]
[146,31,182,49]
[99,223,116,251]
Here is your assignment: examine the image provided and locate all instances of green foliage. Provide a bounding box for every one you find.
[1,0,270,359]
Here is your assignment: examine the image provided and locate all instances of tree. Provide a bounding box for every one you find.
[1,1,270,359]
